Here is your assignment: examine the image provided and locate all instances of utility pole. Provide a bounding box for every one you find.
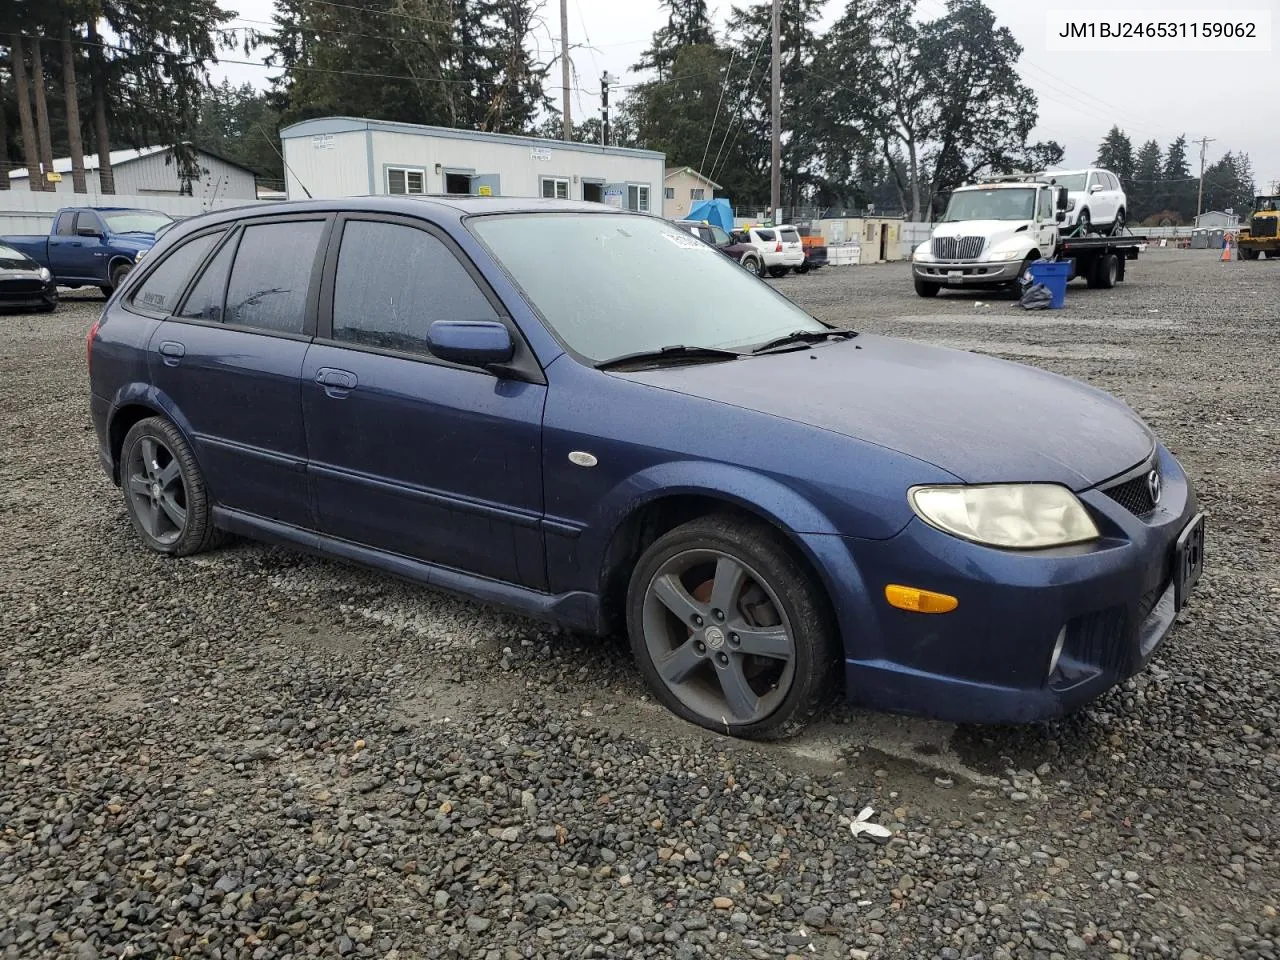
[600,73,615,147]
[1193,135,1215,221]
[770,0,781,223]
[560,0,571,141]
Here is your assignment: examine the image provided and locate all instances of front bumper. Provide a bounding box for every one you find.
[804,444,1200,724]
[0,279,58,309]
[913,260,1024,285]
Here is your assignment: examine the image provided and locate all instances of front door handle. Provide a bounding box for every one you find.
[158,340,185,366]
[315,367,357,396]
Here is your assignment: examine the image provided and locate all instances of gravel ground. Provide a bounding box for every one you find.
[1,249,1277,960]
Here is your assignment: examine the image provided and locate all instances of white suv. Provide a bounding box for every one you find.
[1040,168,1127,236]
[737,225,806,277]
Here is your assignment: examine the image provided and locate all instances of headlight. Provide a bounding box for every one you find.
[39,267,52,282]
[988,247,1026,262]
[135,250,147,262]
[912,241,934,262]
[1065,199,1077,212]
[908,484,1100,549]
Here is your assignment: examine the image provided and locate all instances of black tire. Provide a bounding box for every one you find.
[103,262,133,297]
[741,254,765,277]
[796,262,810,274]
[768,266,790,278]
[1088,253,1118,289]
[914,276,941,297]
[1014,254,1037,290]
[1077,208,1092,235]
[1110,208,1126,236]
[626,514,838,740]
[99,286,114,297]
[1241,247,1260,260]
[120,417,222,557]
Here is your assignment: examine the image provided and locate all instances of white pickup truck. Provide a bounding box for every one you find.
[911,175,1144,298]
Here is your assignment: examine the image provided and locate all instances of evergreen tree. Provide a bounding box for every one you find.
[1201,151,1255,218]
[633,0,715,79]
[1161,134,1195,222]
[1094,125,1133,185]
[1131,138,1162,223]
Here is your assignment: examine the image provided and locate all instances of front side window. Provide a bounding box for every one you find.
[709,225,731,245]
[1037,188,1054,220]
[131,232,222,314]
[469,213,824,364]
[541,177,569,200]
[332,220,498,357]
[387,167,426,195]
[76,212,105,235]
[224,221,325,334]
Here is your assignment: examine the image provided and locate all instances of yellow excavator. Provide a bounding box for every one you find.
[1237,195,1280,260]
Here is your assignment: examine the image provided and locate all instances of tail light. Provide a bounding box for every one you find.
[775,242,783,253]
[86,318,101,374]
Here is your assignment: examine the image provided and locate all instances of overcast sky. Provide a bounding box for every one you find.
[213,0,1280,189]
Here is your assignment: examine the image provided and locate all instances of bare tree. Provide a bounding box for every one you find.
[61,25,88,193]
[29,35,57,191]
[0,64,10,190]
[85,18,113,194]
[10,35,45,191]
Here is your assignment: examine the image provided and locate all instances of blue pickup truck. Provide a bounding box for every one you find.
[1,207,175,295]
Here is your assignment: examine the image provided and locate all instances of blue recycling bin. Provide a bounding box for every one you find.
[1027,259,1071,309]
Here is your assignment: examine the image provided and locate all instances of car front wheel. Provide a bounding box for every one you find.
[626,515,838,739]
[120,417,221,556]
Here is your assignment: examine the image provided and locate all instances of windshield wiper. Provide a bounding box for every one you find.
[595,344,743,371]
[750,329,857,355]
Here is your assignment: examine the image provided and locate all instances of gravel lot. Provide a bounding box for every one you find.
[2,249,1277,960]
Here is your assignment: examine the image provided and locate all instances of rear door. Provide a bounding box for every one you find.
[139,214,330,527]
[301,214,548,587]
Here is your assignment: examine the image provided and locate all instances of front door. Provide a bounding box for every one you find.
[142,216,329,528]
[301,214,547,588]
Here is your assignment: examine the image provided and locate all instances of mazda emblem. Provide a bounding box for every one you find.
[1147,469,1162,505]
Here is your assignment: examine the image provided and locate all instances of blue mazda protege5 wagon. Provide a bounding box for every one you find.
[88,197,1205,739]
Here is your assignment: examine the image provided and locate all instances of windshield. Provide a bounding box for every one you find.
[1046,173,1087,191]
[469,213,825,364]
[942,188,1036,222]
[1256,197,1279,212]
[101,211,174,234]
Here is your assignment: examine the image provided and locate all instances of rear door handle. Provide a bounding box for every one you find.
[315,367,357,396]
[158,340,185,366]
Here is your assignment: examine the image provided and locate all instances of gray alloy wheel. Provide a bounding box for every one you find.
[120,417,221,556]
[626,515,837,739]
[1110,207,1126,236]
[1077,208,1092,235]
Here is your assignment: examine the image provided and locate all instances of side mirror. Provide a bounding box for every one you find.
[1055,211,1066,223]
[77,227,103,238]
[426,320,514,368]
[1056,187,1069,211]
[1088,184,1104,194]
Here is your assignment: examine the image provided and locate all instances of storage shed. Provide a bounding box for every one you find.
[279,117,666,211]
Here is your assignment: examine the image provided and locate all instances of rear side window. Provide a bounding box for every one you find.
[131,232,221,314]
[331,220,498,357]
[224,221,325,334]
[178,236,237,322]
[55,212,75,236]
[755,229,775,242]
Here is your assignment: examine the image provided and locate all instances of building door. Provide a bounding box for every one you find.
[444,172,472,194]
[470,174,501,197]
[582,181,603,203]
[878,224,888,261]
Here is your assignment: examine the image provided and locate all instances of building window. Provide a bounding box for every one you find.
[663,186,675,200]
[628,184,651,213]
[387,167,426,195]
[541,177,569,199]
[690,187,705,200]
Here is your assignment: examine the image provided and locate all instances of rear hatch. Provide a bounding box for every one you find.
[778,227,804,257]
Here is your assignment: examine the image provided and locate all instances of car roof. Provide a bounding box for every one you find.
[1043,168,1110,176]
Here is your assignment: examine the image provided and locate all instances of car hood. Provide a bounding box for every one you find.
[109,235,158,252]
[931,220,1034,249]
[0,257,40,274]
[621,335,1153,490]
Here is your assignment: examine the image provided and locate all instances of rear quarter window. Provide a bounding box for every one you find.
[130,232,222,314]
[754,229,775,242]
[780,229,800,242]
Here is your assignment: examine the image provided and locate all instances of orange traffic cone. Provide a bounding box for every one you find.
[1221,240,1232,262]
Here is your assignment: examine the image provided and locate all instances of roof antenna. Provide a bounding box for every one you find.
[257,123,311,199]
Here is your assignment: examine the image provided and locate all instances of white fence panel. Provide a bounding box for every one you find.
[899,221,932,259]
[0,191,276,235]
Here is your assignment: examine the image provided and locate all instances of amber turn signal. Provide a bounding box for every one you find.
[884,584,958,614]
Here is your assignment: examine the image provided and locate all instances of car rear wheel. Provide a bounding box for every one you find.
[741,254,765,277]
[769,266,790,278]
[120,417,221,557]
[627,515,838,739]
[1110,207,1126,236]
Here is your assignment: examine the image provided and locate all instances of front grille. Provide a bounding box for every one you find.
[1252,216,1277,238]
[932,236,985,260]
[0,279,45,295]
[1103,469,1158,517]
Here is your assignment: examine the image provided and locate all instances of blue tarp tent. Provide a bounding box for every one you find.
[685,198,734,233]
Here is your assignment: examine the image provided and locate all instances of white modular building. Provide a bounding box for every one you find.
[279,117,666,212]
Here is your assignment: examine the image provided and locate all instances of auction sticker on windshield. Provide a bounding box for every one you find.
[662,232,713,251]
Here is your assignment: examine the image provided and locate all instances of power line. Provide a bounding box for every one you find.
[698,46,736,179]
